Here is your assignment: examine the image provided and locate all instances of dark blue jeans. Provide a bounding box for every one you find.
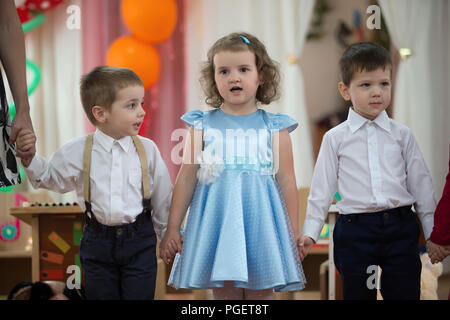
[333,206,422,300]
[79,215,157,300]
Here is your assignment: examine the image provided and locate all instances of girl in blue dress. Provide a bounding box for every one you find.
[161,32,306,299]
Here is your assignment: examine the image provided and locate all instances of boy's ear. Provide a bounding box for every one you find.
[92,106,107,123]
[338,81,351,101]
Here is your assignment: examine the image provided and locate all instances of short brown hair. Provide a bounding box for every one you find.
[340,42,392,86]
[200,32,281,108]
[80,66,143,125]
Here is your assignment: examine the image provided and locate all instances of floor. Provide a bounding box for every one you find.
[165,290,321,300]
[164,274,450,300]
[1,272,447,300]
[437,273,450,300]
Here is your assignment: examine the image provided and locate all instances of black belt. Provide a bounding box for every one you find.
[83,198,152,232]
[341,205,412,221]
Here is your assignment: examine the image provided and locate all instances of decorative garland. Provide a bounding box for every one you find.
[306,0,330,41]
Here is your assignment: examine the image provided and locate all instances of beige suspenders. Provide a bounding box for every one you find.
[131,135,151,200]
[82,134,151,215]
[83,134,94,204]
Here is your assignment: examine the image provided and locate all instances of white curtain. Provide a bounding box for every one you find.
[185,0,316,187]
[24,0,83,202]
[379,0,450,198]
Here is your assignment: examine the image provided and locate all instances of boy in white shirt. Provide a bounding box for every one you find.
[298,42,436,300]
[16,66,173,300]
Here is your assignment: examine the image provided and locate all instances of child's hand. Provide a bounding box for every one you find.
[16,129,36,167]
[297,235,315,261]
[159,228,183,264]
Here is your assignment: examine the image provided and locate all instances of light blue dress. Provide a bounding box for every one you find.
[168,108,306,292]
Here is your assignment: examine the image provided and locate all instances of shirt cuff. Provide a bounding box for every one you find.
[24,156,45,186]
[420,213,434,241]
[158,225,167,240]
[302,219,323,243]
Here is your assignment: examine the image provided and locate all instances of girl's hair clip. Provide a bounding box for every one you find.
[239,35,250,45]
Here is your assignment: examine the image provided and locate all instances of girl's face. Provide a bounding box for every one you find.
[213,50,262,112]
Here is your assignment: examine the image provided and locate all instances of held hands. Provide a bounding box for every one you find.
[10,108,35,159]
[297,235,315,261]
[15,129,36,168]
[159,228,184,264]
[426,240,450,264]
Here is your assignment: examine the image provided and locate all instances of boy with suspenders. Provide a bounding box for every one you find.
[16,66,173,300]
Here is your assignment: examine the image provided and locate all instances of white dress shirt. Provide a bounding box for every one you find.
[303,108,436,242]
[25,129,173,239]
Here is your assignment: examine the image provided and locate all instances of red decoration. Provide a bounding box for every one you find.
[16,6,31,23]
[25,0,64,12]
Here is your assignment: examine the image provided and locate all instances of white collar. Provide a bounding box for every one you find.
[94,129,132,153]
[347,108,391,134]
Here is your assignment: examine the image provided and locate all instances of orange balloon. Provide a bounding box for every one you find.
[121,0,177,43]
[106,36,160,89]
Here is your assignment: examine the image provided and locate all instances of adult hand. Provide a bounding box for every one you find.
[9,105,35,158]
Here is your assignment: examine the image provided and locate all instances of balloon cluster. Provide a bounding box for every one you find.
[106,0,178,89]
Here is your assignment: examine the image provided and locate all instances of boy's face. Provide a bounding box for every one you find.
[213,49,262,111]
[95,85,145,139]
[338,67,391,121]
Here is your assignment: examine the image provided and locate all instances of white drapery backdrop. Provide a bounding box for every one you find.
[185,0,316,188]
[25,0,83,201]
[379,0,450,198]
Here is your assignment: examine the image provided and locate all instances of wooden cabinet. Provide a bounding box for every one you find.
[10,205,83,284]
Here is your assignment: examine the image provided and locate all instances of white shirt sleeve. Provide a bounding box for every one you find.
[302,132,339,242]
[25,145,79,194]
[403,131,436,239]
[147,141,173,240]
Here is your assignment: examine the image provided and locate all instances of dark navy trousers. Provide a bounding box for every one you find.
[79,215,157,300]
[333,206,422,300]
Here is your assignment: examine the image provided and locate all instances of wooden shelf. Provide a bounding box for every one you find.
[10,206,82,225]
[0,250,32,259]
[309,247,329,255]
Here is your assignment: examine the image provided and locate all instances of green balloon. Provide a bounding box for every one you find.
[22,11,45,33]
[0,185,14,193]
